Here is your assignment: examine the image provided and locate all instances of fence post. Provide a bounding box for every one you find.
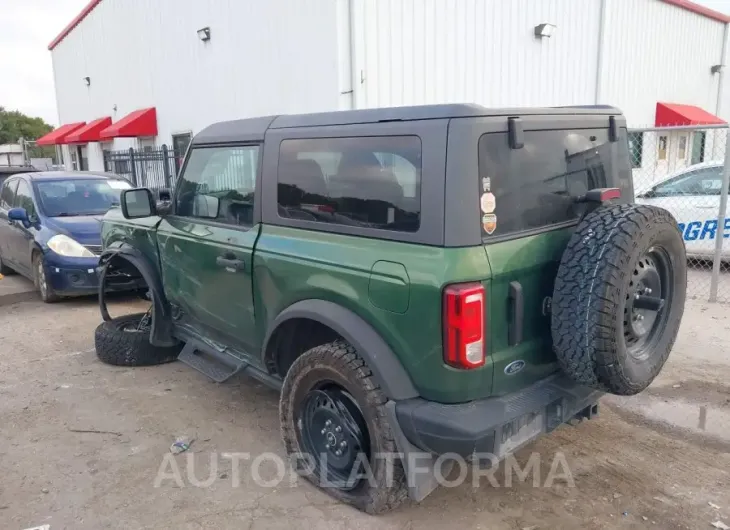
[129,147,137,186]
[162,144,172,188]
[709,127,730,302]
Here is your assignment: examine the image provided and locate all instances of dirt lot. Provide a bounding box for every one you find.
[0,294,729,530]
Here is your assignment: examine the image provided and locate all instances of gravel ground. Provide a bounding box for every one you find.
[0,295,729,530]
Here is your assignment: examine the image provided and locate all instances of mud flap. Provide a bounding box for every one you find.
[385,401,454,502]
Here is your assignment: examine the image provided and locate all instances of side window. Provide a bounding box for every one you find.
[653,167,723,196]
[277,136,422,232]
[175,145,259,227]
[13,180,36,217]
[0,179,18,210]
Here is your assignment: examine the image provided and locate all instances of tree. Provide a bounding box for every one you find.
[0,106,53,144]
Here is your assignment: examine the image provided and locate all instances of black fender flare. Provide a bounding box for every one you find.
[98,244,176,347]
[264,299,419,400]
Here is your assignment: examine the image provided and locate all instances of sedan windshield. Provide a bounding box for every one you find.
[35,178,132,217]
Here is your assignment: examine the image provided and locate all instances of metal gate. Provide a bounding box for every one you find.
[103,145,180,190]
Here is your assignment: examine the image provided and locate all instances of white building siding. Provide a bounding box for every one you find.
[51,0,341,150]
[600,0,726,125]
[351,0,602,109]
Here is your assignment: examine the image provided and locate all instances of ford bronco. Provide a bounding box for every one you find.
[94,104,686,513]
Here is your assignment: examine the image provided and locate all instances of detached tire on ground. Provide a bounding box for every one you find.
[95,313,180,366]
[552,204,686,396]
[280,340,408,514]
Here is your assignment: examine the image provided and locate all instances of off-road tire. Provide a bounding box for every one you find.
[280,340,408,514]
[552,204,686,395]
[95,313,180,366]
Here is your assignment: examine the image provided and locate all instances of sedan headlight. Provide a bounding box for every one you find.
[47,235,95,258]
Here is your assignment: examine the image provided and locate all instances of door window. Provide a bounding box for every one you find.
[172,133,193,173]
[691,132,706,165]
[13,180,36,218]
[277,136,422,232]
[0,179,18,209]
[652,167,723,196]
[175,145,259,227]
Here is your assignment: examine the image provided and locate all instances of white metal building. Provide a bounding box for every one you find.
[41,0,730,178]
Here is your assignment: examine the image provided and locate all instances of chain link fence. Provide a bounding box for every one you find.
[629,124,730,303]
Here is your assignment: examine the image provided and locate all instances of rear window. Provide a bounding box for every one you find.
[277,136,422,232]
[478,129,631,237]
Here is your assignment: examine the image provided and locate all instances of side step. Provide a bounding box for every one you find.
[177,339,247,383]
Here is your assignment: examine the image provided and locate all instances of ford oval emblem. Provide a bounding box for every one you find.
[504,360,526,375]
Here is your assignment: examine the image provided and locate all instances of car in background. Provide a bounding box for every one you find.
[0,171,142,302]
[0,166,37,189]
[635,160,729,259]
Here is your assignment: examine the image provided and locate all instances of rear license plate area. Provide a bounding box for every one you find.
[497,411,545,457]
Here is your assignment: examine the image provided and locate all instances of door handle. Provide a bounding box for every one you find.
[216,255,245,271]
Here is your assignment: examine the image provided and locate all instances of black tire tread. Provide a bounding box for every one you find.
[280,340,408,514]
[552,204,686,395]
[95,313,180,366]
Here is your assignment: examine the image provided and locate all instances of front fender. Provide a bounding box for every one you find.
[263,299,419,400]
[99,244,176,347]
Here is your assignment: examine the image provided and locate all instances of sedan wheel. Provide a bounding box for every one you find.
[34,255,59,303]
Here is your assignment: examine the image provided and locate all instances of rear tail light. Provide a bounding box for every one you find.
[443,282,486,369]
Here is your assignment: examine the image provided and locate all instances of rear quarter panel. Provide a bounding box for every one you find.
[254,225,494,403]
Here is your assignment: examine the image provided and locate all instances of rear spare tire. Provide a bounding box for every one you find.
[95,313,180,366]
[552,204,686,395]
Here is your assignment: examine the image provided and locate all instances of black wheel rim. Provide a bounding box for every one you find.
[623,246,673,360]
[297,385,370,490]
[117,312,151,333]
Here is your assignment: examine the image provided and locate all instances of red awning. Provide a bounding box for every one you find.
[100,107,157,139]
[35,122,86,146]
[65,116,113,143]
[655,102,726,127]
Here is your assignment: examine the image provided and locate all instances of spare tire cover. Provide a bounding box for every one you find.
[551,204,687,395]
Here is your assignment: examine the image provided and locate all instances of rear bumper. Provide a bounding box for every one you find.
[395,373,603,458]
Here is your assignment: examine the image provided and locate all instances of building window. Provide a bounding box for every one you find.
[277,136,422,233]
[628,132,643,169]
[658,135,668,161]
[678,135,688,160]
[172,132,193,173]
[691,131,706,165]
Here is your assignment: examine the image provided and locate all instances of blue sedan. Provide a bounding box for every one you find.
[0,171,143,302]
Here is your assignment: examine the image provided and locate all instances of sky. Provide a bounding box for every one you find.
[2,0,730,127]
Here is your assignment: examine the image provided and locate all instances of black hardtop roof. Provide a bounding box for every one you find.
[192,103,623,145]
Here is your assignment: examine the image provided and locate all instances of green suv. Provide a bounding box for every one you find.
[94,104,686,513]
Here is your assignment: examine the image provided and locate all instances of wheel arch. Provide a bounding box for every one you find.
[99,243,176,347]
[263,299,419,400]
